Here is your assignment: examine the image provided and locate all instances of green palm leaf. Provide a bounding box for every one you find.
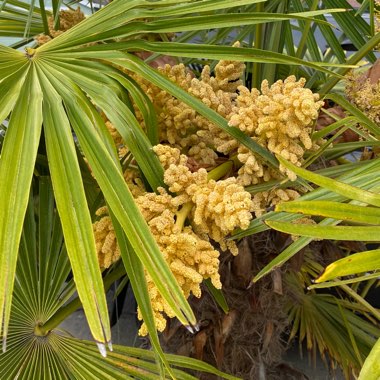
[276,201,380,225]
[359,337,380,380]
[0,64,42,349]
[266,221,380,241]
[36,66,111,349]
[316,249,380,283]
[277,156,380,207]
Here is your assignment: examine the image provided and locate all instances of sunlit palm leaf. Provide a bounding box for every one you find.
[266,221,380,241]
[0,63,42,350]
[359,337,380,380]
[36,67,111,348]
[276,201,380,225]
[277,156,380,207]
[316,249,380,283]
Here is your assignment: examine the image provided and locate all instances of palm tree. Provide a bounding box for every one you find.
[0,0,379,378]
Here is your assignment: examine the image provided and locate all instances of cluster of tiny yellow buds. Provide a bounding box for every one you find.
[164,164,208,193]
[186,177,253,255]
[35,7,85,45]
[158,63,193,90]
[161,98,198,144]
[152,145,254,254]
[236,145,280,186]
[214,58,245,93]
[188,78,236,118]
[256,77,322,146]
[252,188,300,217]
[229,87,260,134]
[134,187,178,223]
[345,71,380,124]
[187,142,218,166]
[133,191,222,334]
[153,144,185,169]
[93,206,120,269]
[228,76,323,183]
[157,226,222,292]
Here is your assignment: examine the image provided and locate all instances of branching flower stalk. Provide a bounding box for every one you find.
[92,51,324,334]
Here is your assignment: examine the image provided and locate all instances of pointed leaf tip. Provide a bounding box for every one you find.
[185,322,200,334]
[96,341,107,357]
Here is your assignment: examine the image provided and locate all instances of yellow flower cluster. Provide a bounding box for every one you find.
[128,56,245,166]
[188,177,253,255]
[230,76,323,183]
[154,144,253,255]
[128,51,322,184]
[93,207,120,269]
[35,7,85,46]
[134,188,222,335]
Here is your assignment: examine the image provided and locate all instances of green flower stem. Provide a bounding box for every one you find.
[207,159,234,181]
[37,263,126,336]
[175,201,193,230]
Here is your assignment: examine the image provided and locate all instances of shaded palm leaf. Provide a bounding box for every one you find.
[286,269,380,378]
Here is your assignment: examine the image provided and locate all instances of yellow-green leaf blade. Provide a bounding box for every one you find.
[37,67,111,348]
[316,249,380,283]
[358,337,380,380]
[266,220,380,242]
[0,64,43,348]
[276,201,380,225]
[277,156,380,207]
